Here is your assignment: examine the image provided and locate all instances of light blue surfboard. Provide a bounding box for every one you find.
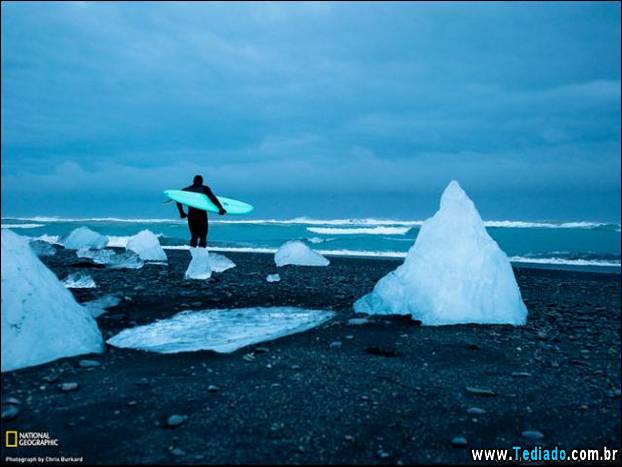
[164,190,254,215]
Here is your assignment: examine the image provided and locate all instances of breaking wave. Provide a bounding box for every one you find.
[3,216,619,230]
[1,223,45,229]
[306,226,411,235]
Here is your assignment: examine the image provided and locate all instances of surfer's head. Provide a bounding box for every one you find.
[193,175,203,186]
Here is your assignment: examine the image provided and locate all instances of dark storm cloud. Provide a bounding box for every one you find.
[1,1,620,219]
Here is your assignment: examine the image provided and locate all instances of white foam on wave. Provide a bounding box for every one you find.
[307,226,411,235]
[1,223,45,229]
[213,217,426,226]
[485,220,611,229]
[2,216,182,224]
[509,256,621,268]
[2,216,618,229]
[1,224,45,229]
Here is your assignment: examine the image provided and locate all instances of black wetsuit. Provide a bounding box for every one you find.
[176,184,225,248]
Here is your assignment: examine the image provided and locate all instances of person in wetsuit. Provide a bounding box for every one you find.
[176,175,226,248]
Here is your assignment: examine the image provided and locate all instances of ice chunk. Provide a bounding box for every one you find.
[77,248,115,263]
[107,307,335,353]
[62,227,108,250]
[77,248,143,269]
[266,273,281,283]
[30,240,56,256]
[107,251,144,269]
[354,181,528,326]
[126,229,167,262]
[274,240,329,267]
[1,230,103,372]
[83,294,122,318]
[209,253,236,273]
[36,234,61,244]
[63,272,96,289]
[185,248,212,279]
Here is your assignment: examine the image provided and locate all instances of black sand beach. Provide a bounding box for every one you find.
[1,249,620,464]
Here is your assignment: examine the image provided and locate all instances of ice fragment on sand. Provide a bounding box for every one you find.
[83,294,122,318]
[185,248,212,279]
[63,272,96,289]
[209,253,236,273]
[126,229,167,262]
[62,227,108,250]
[108,307,334,353]
[274,240,329,267]
[266,273,281,282]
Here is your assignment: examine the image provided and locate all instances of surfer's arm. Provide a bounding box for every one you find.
[204,187,227,215]
[176,202,187,218]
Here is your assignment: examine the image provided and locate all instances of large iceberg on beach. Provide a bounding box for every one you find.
[354,181,527,326]
[107,307,335,353]
[126,229,167,262]
[274,240,329,267]
[1,230,104,372]
[62,226,108,250]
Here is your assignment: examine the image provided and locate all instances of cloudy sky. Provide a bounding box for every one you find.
[1,1,620,220]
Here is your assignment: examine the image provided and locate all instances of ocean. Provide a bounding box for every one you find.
[2,216,620,272]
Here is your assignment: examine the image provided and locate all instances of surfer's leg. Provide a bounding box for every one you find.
[188,219,199,248]
[198,218,208,248]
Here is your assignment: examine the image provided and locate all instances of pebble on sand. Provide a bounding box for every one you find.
[61,382,79,392]
[465,386,496,396]
[79,359,101,368]
[1,405,20,420]
[166,414,187,427]
[451,435,468,447]
[521,430,544,440]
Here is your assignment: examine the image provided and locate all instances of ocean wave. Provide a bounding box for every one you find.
[2,216,182,224]
[307,226,411,235]
[1,223,45,229]
[484,220,615,229]
[509,256,620,268]
[3,215,618,230]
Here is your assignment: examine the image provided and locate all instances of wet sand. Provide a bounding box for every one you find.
[1,249,620,464]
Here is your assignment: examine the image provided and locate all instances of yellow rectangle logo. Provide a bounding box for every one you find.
[5,430,18,448]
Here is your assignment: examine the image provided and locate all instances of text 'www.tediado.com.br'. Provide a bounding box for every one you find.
[471,445,619,463]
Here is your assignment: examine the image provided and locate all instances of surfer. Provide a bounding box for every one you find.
[177,175,227,248]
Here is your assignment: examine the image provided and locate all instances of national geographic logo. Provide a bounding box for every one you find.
[4,431,59,448]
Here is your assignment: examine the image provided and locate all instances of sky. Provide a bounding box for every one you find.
[1,1,620,221]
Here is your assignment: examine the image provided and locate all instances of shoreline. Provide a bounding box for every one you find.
[169,246,622,274]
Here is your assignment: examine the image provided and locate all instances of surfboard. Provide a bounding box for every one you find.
[164,190,254,215]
